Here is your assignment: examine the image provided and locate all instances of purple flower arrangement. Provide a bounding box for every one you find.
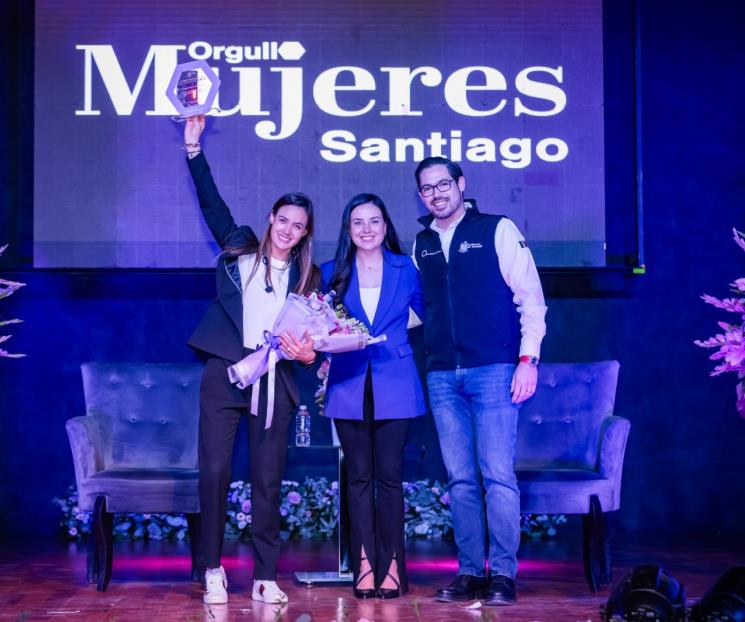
[225,478,341,541]
[54,478,565,541]
[401,480,566,540]
[695,227,745,416]
[53,478,340,542]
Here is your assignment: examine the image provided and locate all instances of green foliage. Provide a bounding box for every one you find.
[521,513,568,539]
[403,480,453,538]
[54,478,566,541]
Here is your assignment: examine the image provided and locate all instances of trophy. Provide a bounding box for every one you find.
[166,60,221,119]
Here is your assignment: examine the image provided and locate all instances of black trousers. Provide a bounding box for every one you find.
[198,356,295,580]
[334,369,410,592]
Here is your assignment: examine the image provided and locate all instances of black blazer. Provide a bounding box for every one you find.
[186,152,315,363]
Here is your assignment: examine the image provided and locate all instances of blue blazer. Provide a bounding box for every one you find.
[320,250,426,420]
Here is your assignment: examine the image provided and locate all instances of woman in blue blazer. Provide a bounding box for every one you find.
[321,193,426,599]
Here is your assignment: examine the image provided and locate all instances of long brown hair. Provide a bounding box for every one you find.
[226,192,315,294]
[328,193,403,304]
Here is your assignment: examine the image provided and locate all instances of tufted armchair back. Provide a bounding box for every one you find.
[81,362,202,470]
[515,361,620,471]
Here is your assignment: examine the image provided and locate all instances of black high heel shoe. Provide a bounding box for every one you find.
[353,557,376,599]
[377,571,400,599]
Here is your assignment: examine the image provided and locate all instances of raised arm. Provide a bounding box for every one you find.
[184,115,240,248]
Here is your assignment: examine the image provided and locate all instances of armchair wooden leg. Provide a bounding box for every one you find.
[92,495,114,592]
[581,494,607,592]
[186,513,203,584]
[599,505,612,585]
[86,517,99,584]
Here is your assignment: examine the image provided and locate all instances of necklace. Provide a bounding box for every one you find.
[242,254,290,296]
[356,256,382,271]
[267,254,290,272]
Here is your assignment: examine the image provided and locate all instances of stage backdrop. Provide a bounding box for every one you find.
[34,0,605,268]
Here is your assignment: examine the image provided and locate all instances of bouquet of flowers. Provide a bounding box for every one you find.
[314,297,380,351]
[228,291,386,390]
[315,357,331,416]
[313,302,373,416]
[694,227,745,416]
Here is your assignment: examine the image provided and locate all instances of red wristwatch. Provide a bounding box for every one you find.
[518,355,539,368]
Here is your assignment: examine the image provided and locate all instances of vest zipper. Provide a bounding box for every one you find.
[445,257,462,369]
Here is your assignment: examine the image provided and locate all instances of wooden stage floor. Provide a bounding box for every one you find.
[0,526,742,621]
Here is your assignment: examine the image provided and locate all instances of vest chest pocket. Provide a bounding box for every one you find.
[397,344,414,357]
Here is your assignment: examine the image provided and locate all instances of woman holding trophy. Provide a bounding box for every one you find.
[321,193,426,599]
[183,115,319,606]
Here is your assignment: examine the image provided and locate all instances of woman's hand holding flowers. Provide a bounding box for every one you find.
[278,330,316,365]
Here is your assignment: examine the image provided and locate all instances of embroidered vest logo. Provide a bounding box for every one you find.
[458,241,483,253]
[421,249,443,258]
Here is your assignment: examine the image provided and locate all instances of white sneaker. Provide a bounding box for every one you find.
[252,580,288,604]
[204,566,228,604]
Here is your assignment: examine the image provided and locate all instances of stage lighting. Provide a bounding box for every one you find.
[691,567,745,622]
[603,564,686,622]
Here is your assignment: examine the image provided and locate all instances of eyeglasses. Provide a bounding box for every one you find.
[419,179,453,197]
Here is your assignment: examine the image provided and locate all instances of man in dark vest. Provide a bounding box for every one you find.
[412,156,547,606]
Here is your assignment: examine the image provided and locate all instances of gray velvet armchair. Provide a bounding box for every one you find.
[515,360,629,592]
[66,362,203,591]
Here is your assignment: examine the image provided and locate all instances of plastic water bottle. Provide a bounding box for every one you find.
[295,404,311,447]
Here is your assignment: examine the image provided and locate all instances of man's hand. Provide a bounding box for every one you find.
[278,330,316,365]
[511,362,538,404]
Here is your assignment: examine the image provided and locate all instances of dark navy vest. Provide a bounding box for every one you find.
[415,204,520,371]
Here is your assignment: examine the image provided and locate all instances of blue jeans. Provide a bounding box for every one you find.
[428,363,520,579]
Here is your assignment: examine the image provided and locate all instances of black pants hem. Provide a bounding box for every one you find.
[198,356,295,580]
[333,367,410,592]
